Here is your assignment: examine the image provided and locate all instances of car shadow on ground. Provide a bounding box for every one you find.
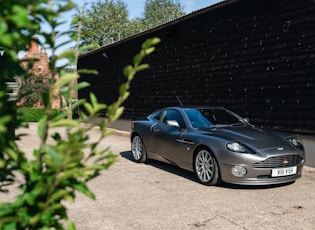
[120,150,198,182]
[120,151,295,190]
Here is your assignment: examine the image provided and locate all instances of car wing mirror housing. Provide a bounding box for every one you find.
[244,118,254,126]
[244,118,250,123]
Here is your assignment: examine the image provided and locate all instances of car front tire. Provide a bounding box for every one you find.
[194,148,220,186]
[131,135,148,163]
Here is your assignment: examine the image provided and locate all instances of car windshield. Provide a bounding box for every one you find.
[184,108,245,128]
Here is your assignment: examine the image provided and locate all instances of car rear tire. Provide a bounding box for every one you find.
[131,135,148,163]
[194,148,220,185]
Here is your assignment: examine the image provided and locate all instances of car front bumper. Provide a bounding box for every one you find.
[220,162,304,185]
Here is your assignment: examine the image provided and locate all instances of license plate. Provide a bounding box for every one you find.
[271,166,297,177]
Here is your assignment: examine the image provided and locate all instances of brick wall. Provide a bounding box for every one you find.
[78,0,315,134]
[20,37,61,108]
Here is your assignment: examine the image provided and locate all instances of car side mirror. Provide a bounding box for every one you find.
[166,120,180,127]
[244,118,250,123]
[244,118,254,126]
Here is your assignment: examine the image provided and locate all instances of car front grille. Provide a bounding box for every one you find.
[253,155,303,169]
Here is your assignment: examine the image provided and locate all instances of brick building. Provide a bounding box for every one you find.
[20,37,61,108]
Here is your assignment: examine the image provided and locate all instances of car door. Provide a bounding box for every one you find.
[151,109,187,163]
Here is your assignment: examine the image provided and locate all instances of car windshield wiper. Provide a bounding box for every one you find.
[230,121,245,126]
[210,124,229,128]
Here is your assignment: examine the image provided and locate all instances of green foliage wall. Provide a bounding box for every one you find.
[18,108,59,122]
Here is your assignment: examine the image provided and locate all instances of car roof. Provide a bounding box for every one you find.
[165,106,224,110]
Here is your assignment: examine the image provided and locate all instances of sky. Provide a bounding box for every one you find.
[20,0,223,61]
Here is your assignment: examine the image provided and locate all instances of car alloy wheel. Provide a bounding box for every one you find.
[194,149,220,185]
[131,135,147,163]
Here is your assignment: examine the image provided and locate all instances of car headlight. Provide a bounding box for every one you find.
[287,138,304,150]
[226,141,254,154]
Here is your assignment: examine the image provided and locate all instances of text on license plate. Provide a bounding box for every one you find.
[271,166,297,177]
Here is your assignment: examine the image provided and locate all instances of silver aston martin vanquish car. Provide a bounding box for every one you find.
[131,106,304,186]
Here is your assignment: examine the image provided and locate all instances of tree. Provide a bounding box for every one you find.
[80,0,130,47]
[126,17,146,37]
[77,0,186,49]
[143,0,185,30]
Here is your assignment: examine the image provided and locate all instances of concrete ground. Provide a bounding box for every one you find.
[2,123,315,229]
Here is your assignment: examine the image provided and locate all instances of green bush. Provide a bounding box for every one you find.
[0,0,160,229]
[17,108,59,122]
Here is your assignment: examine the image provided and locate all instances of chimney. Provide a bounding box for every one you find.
[28,36,39,53]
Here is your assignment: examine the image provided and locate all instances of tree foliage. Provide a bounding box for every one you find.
[142,0,185,29]
[80,0,131,47]
[78,0,185,47]
[0,0,160,229]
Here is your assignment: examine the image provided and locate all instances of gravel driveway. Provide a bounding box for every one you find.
[4,123,315,229]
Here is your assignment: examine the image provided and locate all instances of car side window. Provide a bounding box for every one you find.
[162,109,186,128]
[152,111,163,121]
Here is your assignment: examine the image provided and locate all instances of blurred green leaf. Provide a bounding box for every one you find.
[72,181,96,200]
[54,73,79,88]
[79,44,98,52]
[72,82,90,91]
[90,93,98,107]
[111,106,124,122]
[57,49,75,60]
[77,69,98,75]
[135,63,149,72]
[71,99,86,110]
[9,5,29,28]
[43,145,62,166]
[123,65,133,77]
[68,222,76,230]
[50,119,80,128]
[38,115,48,139]
[144,47,156,55]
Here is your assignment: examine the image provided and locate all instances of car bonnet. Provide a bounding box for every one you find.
[201,126,294,151]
